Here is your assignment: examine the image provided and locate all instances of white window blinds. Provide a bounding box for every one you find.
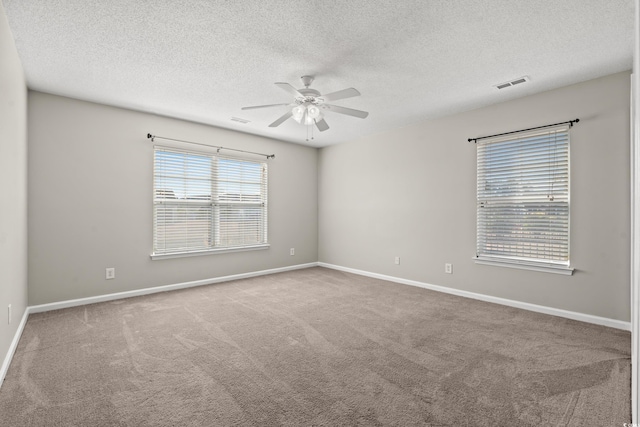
[153,147,268,257]
[476,125,570,267]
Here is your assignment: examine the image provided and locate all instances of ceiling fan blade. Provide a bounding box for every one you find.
[241,103,290,110]
[269,111,293,127]
[322,104,369,119]
[275,82,304,98]
[321,87,361,102]
[315,118,329,132]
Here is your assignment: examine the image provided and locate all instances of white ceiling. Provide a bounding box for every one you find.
[3,0,634,148]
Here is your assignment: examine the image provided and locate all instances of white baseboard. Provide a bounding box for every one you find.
[319,262,631,331]
[29,262,319,314]
[0,307,29,389]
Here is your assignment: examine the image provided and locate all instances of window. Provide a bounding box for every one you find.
[152,147,268,258]
[475,125,572,274]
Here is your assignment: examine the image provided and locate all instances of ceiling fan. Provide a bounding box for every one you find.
[241,76,369,132]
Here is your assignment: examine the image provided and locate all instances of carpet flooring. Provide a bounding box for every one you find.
[0,267,631,426]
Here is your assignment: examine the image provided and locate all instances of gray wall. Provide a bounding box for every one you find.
[28,92,318,305]
[319,71,631,322]
[0,1,27,367]
[22,68,633,322]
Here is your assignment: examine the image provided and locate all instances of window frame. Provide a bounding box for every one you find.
[151,146,269,260]
[474,125,574,275]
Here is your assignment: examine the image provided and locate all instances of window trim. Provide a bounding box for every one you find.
[150,243,270,260]
[475,124,572,273]
[151,146,269,259]
[473,256,574,275]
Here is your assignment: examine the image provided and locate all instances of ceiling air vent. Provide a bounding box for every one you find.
[231,117,250,124]
[494,76,530,90]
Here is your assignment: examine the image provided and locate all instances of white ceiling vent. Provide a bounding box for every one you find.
[230,117,251,124]
[494,76,530,90]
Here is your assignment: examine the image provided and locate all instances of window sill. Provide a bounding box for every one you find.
[474,257,574,275]
[151,244,270,260]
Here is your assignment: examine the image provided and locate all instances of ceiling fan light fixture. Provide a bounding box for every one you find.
[307,105,321,119]
[292,103,322,125]
[292,105,306,123]
[303,111,322,126]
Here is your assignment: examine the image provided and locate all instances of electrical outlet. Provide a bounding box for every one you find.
[290,248,295,256]
[106,267,115,280]
[445,263,453,274]
[8,304,11,324]
[395,256,400,265]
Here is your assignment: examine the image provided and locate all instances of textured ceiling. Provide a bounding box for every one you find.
[3,0,634,147]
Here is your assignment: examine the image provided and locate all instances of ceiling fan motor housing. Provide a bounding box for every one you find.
[295,88,323,105]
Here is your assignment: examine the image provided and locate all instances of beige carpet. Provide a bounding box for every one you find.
[0,267,630,426]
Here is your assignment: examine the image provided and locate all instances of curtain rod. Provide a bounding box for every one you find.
[147,134,275,159]
[467,119,579,143]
